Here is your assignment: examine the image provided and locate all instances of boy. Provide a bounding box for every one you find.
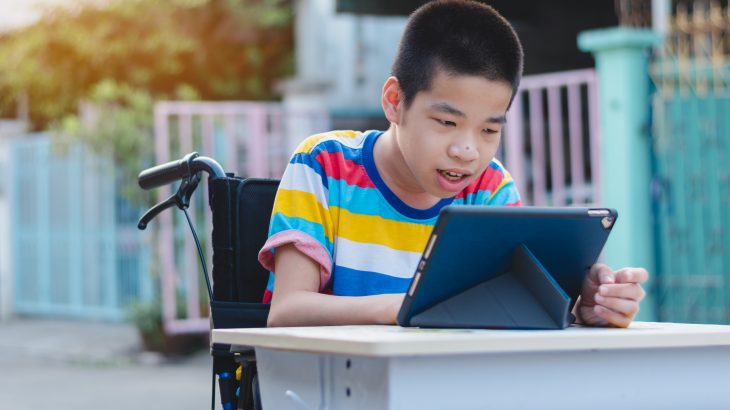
[259,0,647,328]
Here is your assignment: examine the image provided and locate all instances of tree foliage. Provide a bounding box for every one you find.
[0,0,292,203]
[0,0,294,129]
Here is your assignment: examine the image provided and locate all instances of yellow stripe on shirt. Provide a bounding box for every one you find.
[332,206,433,253]
[275,188,433,253]
[274,188,335,243]
[488,170,513,202]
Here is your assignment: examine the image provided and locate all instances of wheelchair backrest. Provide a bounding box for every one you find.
[210,177,279,304]
[235,178,280,302]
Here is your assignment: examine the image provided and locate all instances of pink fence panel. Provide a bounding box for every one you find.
[503,69,601,207]
[152,102,329,334]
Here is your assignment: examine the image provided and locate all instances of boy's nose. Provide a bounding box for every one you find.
[447,141,478,162]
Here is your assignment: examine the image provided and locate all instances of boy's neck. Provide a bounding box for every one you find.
[372,127,444,210]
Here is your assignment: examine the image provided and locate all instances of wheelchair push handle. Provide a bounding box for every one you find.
[136,152,228,300]
[138,158,189,190]
[138,152,226,190]
[137,152,227,231]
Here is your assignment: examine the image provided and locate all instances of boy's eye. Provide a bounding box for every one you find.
[434,118,456,127]
[483,128,499,135]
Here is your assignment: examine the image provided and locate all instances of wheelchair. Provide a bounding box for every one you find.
[137,152,277,410]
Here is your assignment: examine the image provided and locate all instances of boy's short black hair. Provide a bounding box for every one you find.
[392,0,524,108]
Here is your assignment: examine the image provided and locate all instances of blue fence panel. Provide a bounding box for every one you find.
[10,133,151,321]
[651,62,730,324]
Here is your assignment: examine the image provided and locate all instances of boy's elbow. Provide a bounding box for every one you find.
[266,311,280,327]
[266,305,287,327]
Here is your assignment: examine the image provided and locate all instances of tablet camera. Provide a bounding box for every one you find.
[601,216,615,229]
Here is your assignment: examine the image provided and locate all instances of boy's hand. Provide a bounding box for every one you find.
[576,264,648,328]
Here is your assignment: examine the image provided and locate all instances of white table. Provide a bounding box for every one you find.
[213,322,730,410]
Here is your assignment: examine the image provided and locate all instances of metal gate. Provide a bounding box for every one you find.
[10,134,152,320]
[650,1,730,323]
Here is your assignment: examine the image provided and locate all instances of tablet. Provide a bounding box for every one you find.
[397,206,617,329]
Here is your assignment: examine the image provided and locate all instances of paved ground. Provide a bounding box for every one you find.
[0,318,214,410]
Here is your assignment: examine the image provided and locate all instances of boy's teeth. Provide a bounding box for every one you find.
[439,170,464,180]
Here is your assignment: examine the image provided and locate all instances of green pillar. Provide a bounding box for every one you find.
[578,28,661,321]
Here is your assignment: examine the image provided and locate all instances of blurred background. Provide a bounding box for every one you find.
[0,0,728,408]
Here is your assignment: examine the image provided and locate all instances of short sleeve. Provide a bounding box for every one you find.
[257,138,336,297]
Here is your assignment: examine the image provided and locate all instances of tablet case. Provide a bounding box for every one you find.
[398,207,617,330]
[408,244,571,329]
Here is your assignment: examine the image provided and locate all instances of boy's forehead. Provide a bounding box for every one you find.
[411,70,512,120]
[429,68,511,92]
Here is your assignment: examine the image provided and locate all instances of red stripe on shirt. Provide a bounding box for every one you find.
[315,151,375,188]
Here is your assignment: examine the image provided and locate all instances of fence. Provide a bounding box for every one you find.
[649,0,730,324]
[503,68,601,206]
[9,134,152,320]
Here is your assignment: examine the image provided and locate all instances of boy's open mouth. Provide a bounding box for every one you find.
[438,169,468,182]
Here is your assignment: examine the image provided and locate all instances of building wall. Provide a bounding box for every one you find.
[283,0,407,131]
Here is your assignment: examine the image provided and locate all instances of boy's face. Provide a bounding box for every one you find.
[385,68,513,199]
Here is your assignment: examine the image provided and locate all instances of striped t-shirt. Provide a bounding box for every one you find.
[257,130,521,302]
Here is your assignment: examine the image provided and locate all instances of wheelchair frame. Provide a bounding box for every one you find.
[138,152,277,410]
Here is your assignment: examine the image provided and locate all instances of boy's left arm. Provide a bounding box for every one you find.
[574,264,649,328]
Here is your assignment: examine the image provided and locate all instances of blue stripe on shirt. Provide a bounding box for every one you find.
[310,140,365,165]
[289,153,328,189]
[487,180,520,205]
[332,265,412,296]
[325,177,438,225]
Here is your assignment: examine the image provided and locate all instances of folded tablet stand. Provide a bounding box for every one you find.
[409,244,572,329]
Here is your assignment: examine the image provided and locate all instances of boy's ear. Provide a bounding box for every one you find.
[381,76,403,124]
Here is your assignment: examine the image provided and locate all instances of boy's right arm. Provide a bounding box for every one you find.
[267,244,404,327]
